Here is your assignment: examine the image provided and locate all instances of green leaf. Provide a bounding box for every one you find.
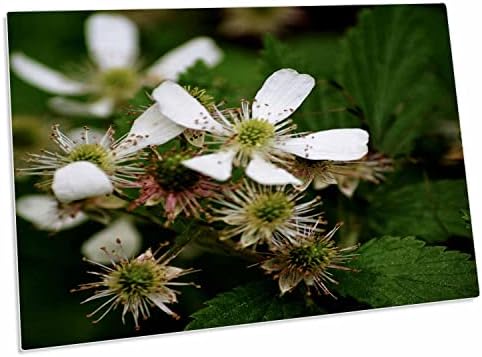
[418,5,456,95]
[461,209,471,230]
[339,6,439,155]
[259,34,300,77]
[367,179,472,242]
[185,281,318,330]
[335,236,479,307]
[297,80,362,132]
[260,34,360,132]
[260,33,341,78]
[178,60,237,106]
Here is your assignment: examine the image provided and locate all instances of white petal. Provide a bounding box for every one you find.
[240,232,260,248]
[114,104,184,157]
[252,68,315,124]
[147,293,177,317]
[337,176,360,198]
[279,268,304,294]
[245,155,302,185]
[182,150,236,181]
[52,161,114,203]
[152,81,226,134]
[85,14,139,69]
[146,37,222,81]
[49,97,114,118]
[260,258,283,272]
[10,52,88,95]
[16,194,87,231]
[81,218,142,263]
[165,266,185,280]
[183,129,205,148]
[277,129,369,161]
[313,176,334,190]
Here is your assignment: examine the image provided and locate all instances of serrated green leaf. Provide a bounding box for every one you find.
[335,236,479,307]
[367,179,472,242]
[339,6,439,155]
[259,34,291,76]
[185,281,319,330]
[297,80,362,132]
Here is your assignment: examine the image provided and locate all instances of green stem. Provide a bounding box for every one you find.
[176,218,262,263]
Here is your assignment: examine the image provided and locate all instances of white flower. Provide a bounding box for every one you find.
[261,222,357,296]
[81,218,142,264]
[290,153,393,196]
[16,194,88,231]
[16,193,142,263]
[73,245,198,329]
[19,103,183,203]
[211,180,323,248]
[153,68,369,185]
[10,13,223,118]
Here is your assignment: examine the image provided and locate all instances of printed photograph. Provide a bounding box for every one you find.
[8,4,479,350]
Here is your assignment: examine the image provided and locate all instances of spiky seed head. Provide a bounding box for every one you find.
[235,118,276,154]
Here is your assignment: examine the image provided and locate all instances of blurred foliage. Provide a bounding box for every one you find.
[8,4,477,349]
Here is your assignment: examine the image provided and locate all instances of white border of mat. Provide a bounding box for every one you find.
[1,1,481,356]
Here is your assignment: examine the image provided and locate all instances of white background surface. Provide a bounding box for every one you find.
[1,0,481,355]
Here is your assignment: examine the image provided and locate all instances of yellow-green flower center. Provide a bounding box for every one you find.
[67,143,114,173]
[236,118,276,153]
[100,68,139,100]
[185,86,216,108]
[289,241,338,269]
[247,192,294,226]
[156,152,200,191]
[107,260,164,301]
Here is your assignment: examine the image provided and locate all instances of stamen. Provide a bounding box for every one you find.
[72,246,198,329]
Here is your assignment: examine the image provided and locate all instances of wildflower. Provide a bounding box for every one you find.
[219,7,305,38]
[16,193,142,262]
[128,148,223,222]
[211,180,323,248]
[19,102,183,202]
[72,244,198,329]
[81,218,142,264]
[153,68,369,185]
[10,13,222,118]
[179,86,219,148]
[261,222,357,296]
[16,194,88,231]
[290,153,393,196]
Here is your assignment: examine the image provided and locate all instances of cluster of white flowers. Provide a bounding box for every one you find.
[13,12,390,327]
[11,14,222,118]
